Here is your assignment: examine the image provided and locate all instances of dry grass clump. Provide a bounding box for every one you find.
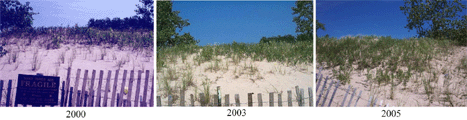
[32,48,41,71]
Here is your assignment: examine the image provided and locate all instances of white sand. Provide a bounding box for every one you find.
[157,52,313,107]
[0,38,154,107]
[317,46,467,107]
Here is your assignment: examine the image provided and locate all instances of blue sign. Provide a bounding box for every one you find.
[15,74,60,106]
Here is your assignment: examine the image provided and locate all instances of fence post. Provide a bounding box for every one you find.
[269,92,274,107]
[88,70,96,107]
[235,94,240,107]
[142,70,150,107]
[168,95,173,107]
[150,85,154,107]
[64,67,72,107]
[0,80,3,107]
[328,80,340,107]
[341,85,351,107]
[103,70,112,107]
[180,89,185,106]
[257,93,262,107]
[126,70,135,107]
[308,87,313,106]
[118,70,127,107]
[248,93,253,107]
[321,80,334,107]
[347,88,357,107]
[300,89,304,106]
[216,86,221,107]
[80,70,88,107]
[200,93,205,106]
[316,74,323,92]
[116,93,119,107]
[278,93,282,107]
[95,70,104,107]
[156,96,161,107]
[287,90,292,107]
[72,69,81,107]
[354,90,362,107]
[68,87,74,107]
[317,76,329,106]
[84,91,88,107]
[111,70,119,107]
[6,80,12,107]
[295,86,300,106]
[367,96,373,107]
[373,98,377,107]
[60,81,65,107]
[190,94,194,106]
[213,94,218,107]
[150,70,154,107]
[224,94,229,107]
[149,70,156,107]
[134,70,143,107]
[77,90,81,107]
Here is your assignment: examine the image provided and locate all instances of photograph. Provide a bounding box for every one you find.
[156,1,313,107]
[0,0,154,107]
[316,0,467,107]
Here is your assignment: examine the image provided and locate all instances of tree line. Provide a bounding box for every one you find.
[88,0,153,31]
[1,0,153,33]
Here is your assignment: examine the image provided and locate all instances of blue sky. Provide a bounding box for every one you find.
[317,1,467,39]
[19,0,141,27]
[173,1,297,46]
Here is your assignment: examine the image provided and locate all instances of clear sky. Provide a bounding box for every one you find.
[19,0,141,27]
[317,1,467,39]
[173,1,297,46]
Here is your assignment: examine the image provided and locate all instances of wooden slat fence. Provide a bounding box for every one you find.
[316,67,388,107]
[156,86,313,107]
[0,67,154,107]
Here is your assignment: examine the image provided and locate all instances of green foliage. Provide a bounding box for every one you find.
[0,46,7,57]
[158,40,313,71]
[400,0,467,45]
[0,0,39,31]
[157,1,198,47]
[260,34,296,43]
[292,0,325,35]
[1,26,153,50]
[317,36,452,71]
[318,35,453,84]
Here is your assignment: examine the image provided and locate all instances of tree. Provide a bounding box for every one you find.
[135,0,154,30]
[292,0,325,36]
[400,0,467,45]
[0,0,39,32]
[260,34,296,43]
[157,1,197,47]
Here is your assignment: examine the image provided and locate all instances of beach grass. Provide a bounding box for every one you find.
[317,35,455,85]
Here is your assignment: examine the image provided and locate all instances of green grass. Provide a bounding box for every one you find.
[157,40,313,71]
[1,26,153,50]
[318,35,454,85]
[458,56,467,74]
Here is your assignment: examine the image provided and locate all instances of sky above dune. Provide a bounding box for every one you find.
[19,0,141,27]
[173,1,297,46]
[317,1,467,39]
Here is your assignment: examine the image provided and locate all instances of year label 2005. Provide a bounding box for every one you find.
[381,110,400,117]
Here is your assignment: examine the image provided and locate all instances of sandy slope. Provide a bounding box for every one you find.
[0,38,154,107]
[157,52,313,107]
[318,46,467,107]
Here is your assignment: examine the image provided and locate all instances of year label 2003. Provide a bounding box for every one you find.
[227,109,246,117]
